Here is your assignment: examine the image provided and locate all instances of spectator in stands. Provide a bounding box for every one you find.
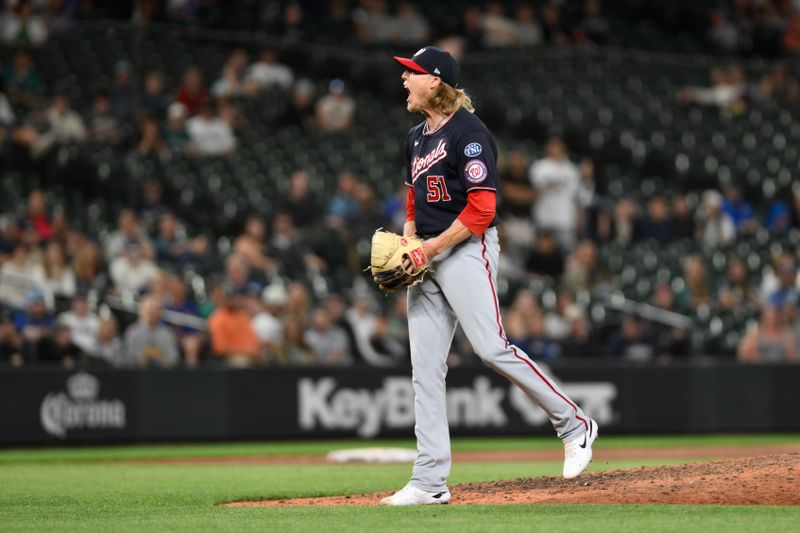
[650,283,691,359]
[281,169,321,228]
[275,314,315,365]
[245,48,293,94]
[164,102,190,152]
[252,283,286,362]
[783,13,800,55]
[72,240,108,295]
[123,295,179,368]
[0,244,40,310]
[0,310,23,366]
[530,136,581,250]
[544,290,574,341]
[87,90,122,145]
[137,179,170,236]
[327,170,361,222]
[563,239,607,292]
[0,2,48,47]
[636,195,673,243]
[0,81,15,142]
[32,241,76,299]
[37,322,84,366]
[460,5,485,50]
[57,293,100,358]
[761,254,799,307]
[283,281,311,324]
[697,189,735,249]
[737,303,796,363]
[577,0,611,45]
[280,1,307,41]
[718,256,758,311]
[541,3,570,45]
[785,298,800,355]
[175,67,209,115]
[671,193,696,241]
[528,310,562,362]
[185,102,236,156]
[104,208,153,262]
[165,0,197,24]
[352,0,392,44]
[277,78,317,129]
[514,4,543,47]
[576,158,606,240]
[608,314,656,362]
[211,48,248,99]
[754,64,800,105]
[316,79,355,132]
[385,292,409,353]
[110,61,135,121]
[345,292,400,366]
[134,114,167,157]
[270,211,317,276]
[707,9,740,53]
[162,274,204,367]
[304,307,352,366]
[14,288,54,361]
[25,189,53,241]
[722,184,757,233]
[504,307,533,355]
[560,304,594,357]
[208,282,262,366]
[390,2,429,45]
[610,197,639,247]
[679,66,746,110]
[499,149,536,248]
[233,217,274,274]
[96,313,123,367]
[153,212,209,270]
[676,255,711,312]
[224,252,263,297]
[22,95,87,158]
[352,182,389,240]
[525,231,564,279]
[2,50,43,111]
[140,71,170,120]
[109,242,159,296]
[764,199,792,234]
[0,215,19,259]
[483,2,517,48]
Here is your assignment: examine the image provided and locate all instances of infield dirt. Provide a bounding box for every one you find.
[226,453,800,507]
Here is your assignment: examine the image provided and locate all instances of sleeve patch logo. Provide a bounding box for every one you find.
[464,143,483,157]
[464,159,489,184]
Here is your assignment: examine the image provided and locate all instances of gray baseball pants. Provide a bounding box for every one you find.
[407,227,589,493]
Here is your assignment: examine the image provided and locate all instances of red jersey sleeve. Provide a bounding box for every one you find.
[457,189,496,235]
[406,185,415,222]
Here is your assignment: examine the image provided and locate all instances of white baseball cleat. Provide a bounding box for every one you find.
[563,418,599,479]
[380,484,451,506]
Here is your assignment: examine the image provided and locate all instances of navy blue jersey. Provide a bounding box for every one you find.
[404,108,499,236]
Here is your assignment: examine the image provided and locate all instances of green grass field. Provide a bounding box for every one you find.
[2,435,799,532]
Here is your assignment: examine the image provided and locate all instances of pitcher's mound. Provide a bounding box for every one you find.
[227,453,800,507]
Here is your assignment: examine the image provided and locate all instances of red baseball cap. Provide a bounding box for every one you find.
[394,46,460,88]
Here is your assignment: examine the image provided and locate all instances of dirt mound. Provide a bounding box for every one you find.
[227,453,800,507]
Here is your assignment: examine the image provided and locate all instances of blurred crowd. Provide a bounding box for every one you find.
[0,46,356,163]
[2,130,800,369]
[1,1,800,369]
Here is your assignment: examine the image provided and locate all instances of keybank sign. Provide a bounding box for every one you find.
[40,372,126,438]
[298,374,617,438]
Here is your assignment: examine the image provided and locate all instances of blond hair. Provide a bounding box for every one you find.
[429,82,474,116]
